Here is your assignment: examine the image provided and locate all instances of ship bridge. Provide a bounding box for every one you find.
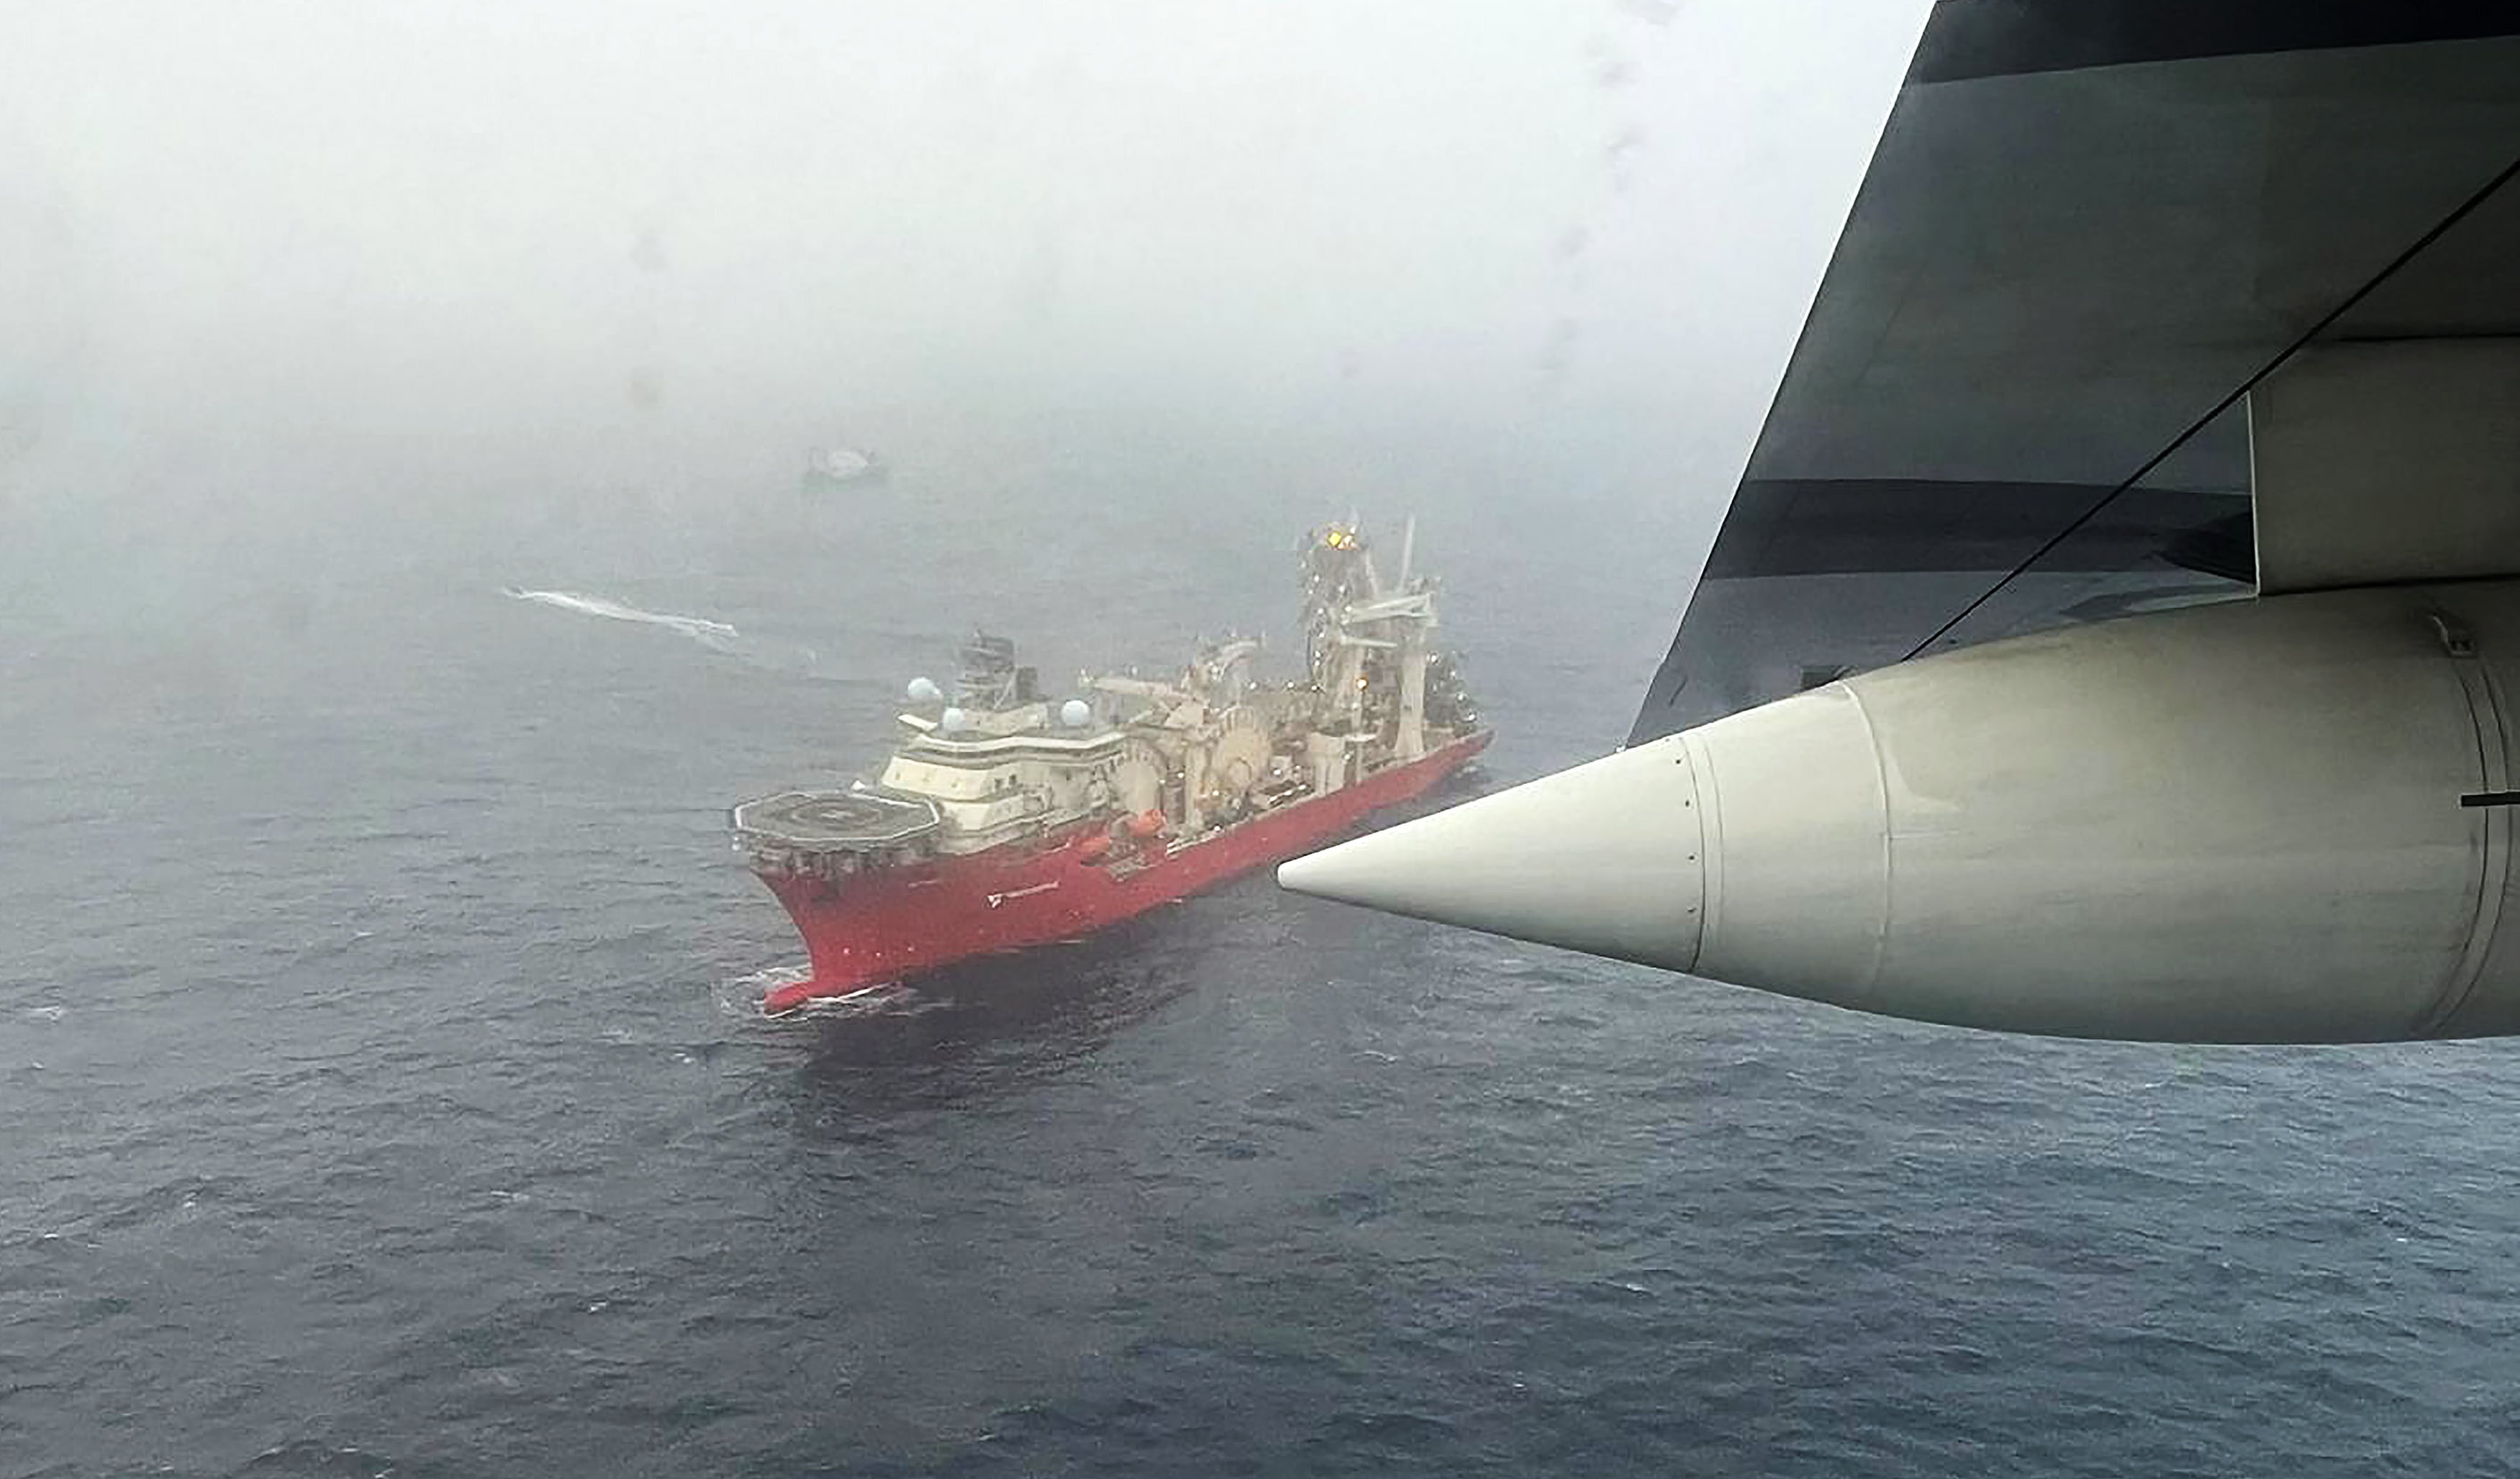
[880,725,1130,851]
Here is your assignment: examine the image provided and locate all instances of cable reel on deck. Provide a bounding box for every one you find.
[1112,737,1168,816]
[1207,708,1272,804]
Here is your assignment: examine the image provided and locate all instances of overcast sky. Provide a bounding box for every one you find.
[1,1,1926,535]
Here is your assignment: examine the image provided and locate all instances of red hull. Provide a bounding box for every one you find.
[757,731,1491,1011]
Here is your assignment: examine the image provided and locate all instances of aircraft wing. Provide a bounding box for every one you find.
[1631,2,2520,743]
[1282,1,2520,1045]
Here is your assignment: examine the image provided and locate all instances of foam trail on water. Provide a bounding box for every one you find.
[506,587,739,640]
[505,587,830,678]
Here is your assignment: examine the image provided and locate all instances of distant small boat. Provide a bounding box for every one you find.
[802,445,886,491]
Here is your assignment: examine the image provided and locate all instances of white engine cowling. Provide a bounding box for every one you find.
[1281,579,2520,1042]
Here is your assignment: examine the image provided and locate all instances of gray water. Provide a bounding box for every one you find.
[8,444,2520,1478]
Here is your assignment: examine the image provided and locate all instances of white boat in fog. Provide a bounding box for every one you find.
[802,445,886,491]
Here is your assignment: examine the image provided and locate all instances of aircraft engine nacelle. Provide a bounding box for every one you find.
[1279,579,2520,1042]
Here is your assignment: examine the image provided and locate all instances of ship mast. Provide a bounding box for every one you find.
[1303,519,1437,770]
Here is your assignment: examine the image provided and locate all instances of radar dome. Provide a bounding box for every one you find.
[1059,698,1092,728]
[906,675,943,704]
[938,706,971,733]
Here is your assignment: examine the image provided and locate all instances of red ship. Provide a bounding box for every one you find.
[732,520,1490,1014]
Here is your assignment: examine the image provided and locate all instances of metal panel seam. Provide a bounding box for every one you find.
[1838,683,1894,995]
[2420,622,2508,1034]
[1680,728,1723,975]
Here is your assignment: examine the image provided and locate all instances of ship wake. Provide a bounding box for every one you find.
[505,587,821,674]
[506,587,739,640]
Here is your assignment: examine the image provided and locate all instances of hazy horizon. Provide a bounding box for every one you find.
[2,1,1924,564]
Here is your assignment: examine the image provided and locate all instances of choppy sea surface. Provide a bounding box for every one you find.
[7,449,2520,1478]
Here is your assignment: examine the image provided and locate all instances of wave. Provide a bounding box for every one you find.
[716,963,922,1022]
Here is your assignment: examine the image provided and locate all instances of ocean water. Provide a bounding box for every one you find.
[8,450,2520,1478]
